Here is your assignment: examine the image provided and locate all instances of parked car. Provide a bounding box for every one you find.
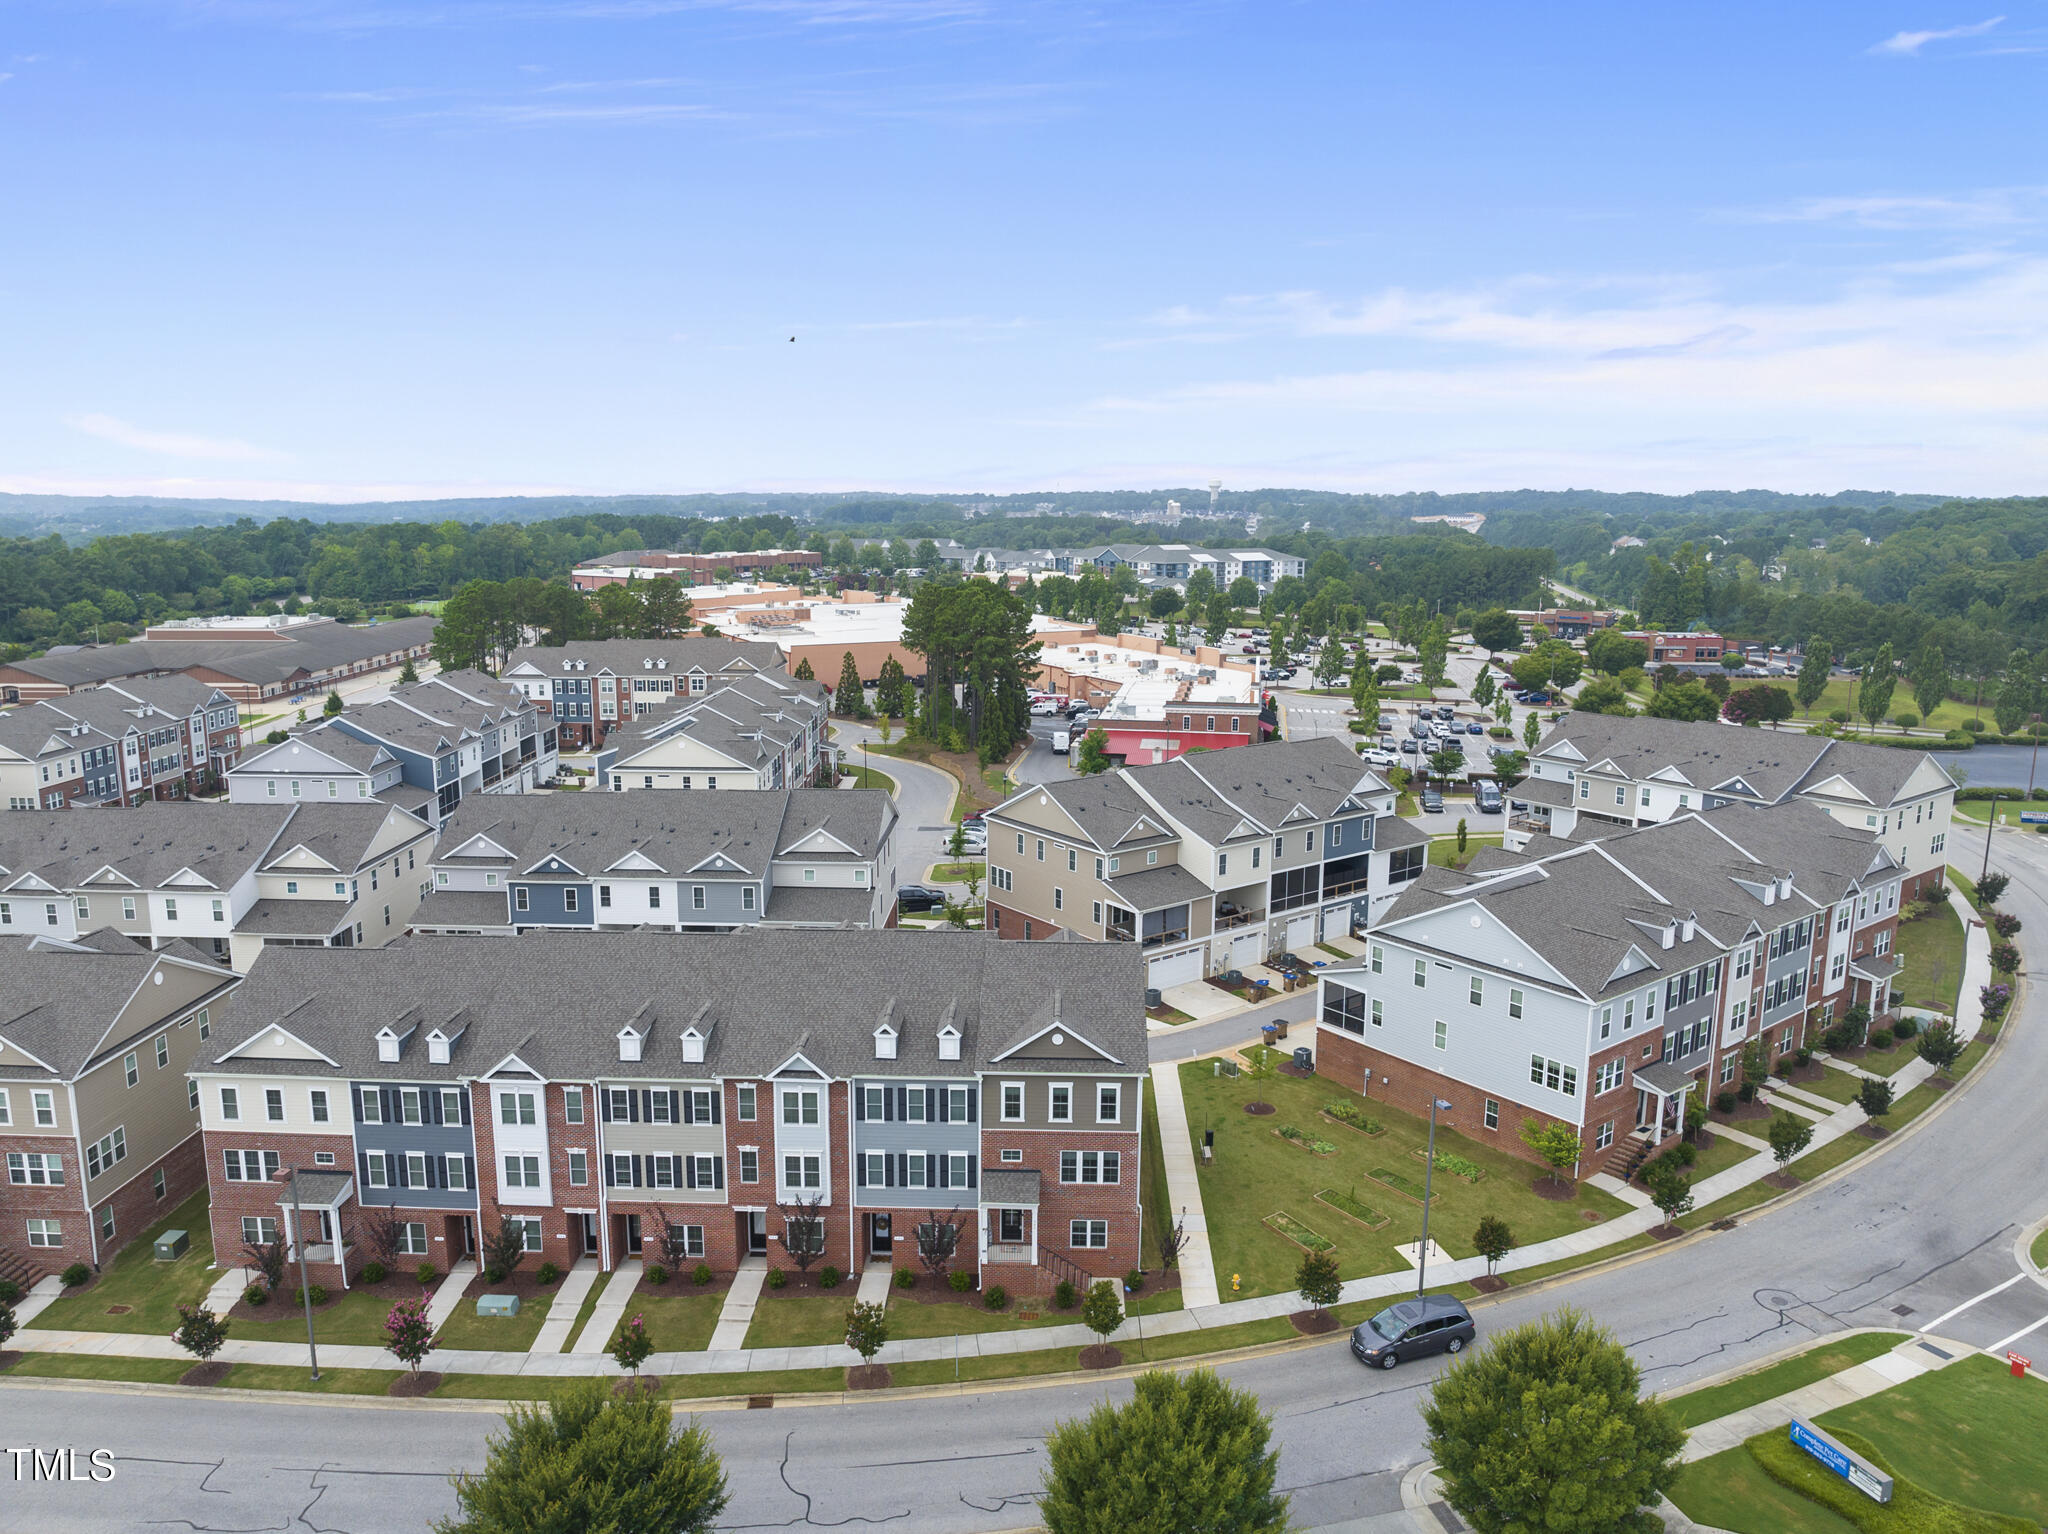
[1437,706,1456,721]
[1475,782,1503,813]
[1362,748,1398,768]
[896,885,946,913]
[1377,714,1395,732]
[1400,738,1420,755]
[1351,1294,1475,1369]
[1420,788,1445,813]
[1030,700,1060,716]
[1466,721,1485,735]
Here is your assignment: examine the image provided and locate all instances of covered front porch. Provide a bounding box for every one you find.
[976,1168,1084,1297]
[276,1168,358,1289]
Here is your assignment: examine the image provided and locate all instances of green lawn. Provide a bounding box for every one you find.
[1668,1444,1860,1534]
[885,1294,1071,1339]
[1427,834,1503,870]
[1661,1332,1907,1431]
[1819,1355,2048,1525]
[842,765,898,794]
[1141,1087,1170,1275]
[30,1190,216,1335]
[1855,1031,1930,1079]
[232,1285,409,1347]
[1893,902,1965,1015]
[927,860,981,882]
[2033,1226,2048,1272]
[1946,866,1978,906]
[1793,1066,1868,1105]
[435,1287,558,1352]
[1180,1060,1630,1297]
[1684,1129,1763,1182]
[743,1292,855,1349]
[620,1292,723,1352]
[1758,675,1986,733]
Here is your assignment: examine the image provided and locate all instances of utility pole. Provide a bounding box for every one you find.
[1415,1097,1453,1297]
[288,1169,321,1382]
[1981,795,2001,885]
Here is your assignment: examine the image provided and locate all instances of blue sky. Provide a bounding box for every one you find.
[1,1,2043,501]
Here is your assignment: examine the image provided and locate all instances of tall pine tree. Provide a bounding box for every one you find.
[834,651,868,718]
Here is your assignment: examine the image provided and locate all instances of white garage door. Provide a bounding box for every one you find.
[1286,915,1316,953]
[1230,931,1265,971]
[1148,947,1203,991]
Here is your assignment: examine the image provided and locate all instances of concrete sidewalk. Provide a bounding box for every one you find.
[1678,1330,1966,1463]
[1149,1061,1220,1308]
[528,1260,599,1354]
[425,1260,478,1333]
[706,1262,767,1352]
[569,1260,641,1354]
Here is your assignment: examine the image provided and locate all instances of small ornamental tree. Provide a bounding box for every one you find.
[243,1230,287,1294]
[779,1194,828,1275]
[1641,1158,1695,1229]
[610,1314,654,1376]
[655,1207,698,1273]
[385,1294,438,1372]
[1522,710,1541,751]
[360,1200,406,1270]
[1455,817,1469,856]
[1471,1216,1516,1277]
[1075,726,1112,776]
[844,1300,888,1363]
[1156,1208,1188,1273]
[1082,1280,1124,1344]
[1295,1251,1341,1316]
[915,1209,964,1279]
[172,1302,231,1362]
[1917,1018,1965,1079]
[792,656,815,682]
[398,657,419,685]
[441,1379,730,1534]
[1767,1111,1814,1171]
[1858,1077,1894,1128]
[1975,871,2010,907]
[1039,1369,1288,1534]
[1518,1118,1583,1191]
[482,1217,528,1284]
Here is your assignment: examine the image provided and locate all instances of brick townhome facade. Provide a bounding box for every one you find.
[191,931,1145,1295]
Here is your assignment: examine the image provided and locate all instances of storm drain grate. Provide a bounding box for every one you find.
[1919,1342,1953,1360]
[1892,1304,1916,1317]
[747,1395,775,1410]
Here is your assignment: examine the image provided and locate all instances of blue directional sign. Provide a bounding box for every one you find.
[1789,1419,1893,1504]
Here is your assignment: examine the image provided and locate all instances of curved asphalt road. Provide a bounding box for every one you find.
[11,836,2048,1534]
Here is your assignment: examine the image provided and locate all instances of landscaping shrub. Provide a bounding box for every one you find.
[982,1285,1009,1311]
[1713,1091,1736,1115]
[1981,982,2013,1022]
[1124,1268,1145,1293]
[1991,940,2020,973]
[0,1279,20,1306]
[244,1284,269,1308]
[1892,1016,1918,1039]
[819,1265,841,1289]
[948,1270,973,1293]
[536,1262,561,1286]
[1990,909,2022,937]
[1736,1081,1756,1104]
[1745,1423,2029,1534]
[360,1261,387,1285]
[61,1263,90,1288]
[1053,1280,1077,1310]
[1431,1150,1484,1182]
[1868,1028,1894,1051]
[692,1263,714,1286]
[1962,718,1985,732]
[892,1267,915,1291]
[416,1262,438,1286]
[766,1268,787,1290]
[294,1284,328,1308]
[1795,1046,1814,1066]
[642,1263,668,1285]
[1322,1100,1382,1133]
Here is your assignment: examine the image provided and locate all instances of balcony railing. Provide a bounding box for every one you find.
[1270,889,1321,913]
[1509,814,1548,834]
[1322,875,1370,898]
[1215,907,1262,930]
[1104,925,1137,942]
[1142,928,1191,949]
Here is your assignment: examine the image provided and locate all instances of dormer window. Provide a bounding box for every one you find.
[618,1027,643,1063]
[937,1024,961,1062]
[874,1024,897,1060]
[376,1027,401,1063]
[427,1030,451,1065]
[681,1027,707,1065]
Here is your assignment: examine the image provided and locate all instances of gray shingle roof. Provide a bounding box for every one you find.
[999,774,1171,852]
[0,935,238,1078]
[206,931,1145,1085]
[236,899,351,936]
[412,890,513,928]
[505,638,795,682]
[0,804,294,893]
[1128,735,1383,842]
[0,617,436,690]
[1105,862,1208,910]
[761,885,876,925]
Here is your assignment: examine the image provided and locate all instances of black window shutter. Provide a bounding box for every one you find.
[604,1156,615,1187]
[937,1156,949,1189]
[358,1150,370,1186]
[896,1086,906,1122]
[712,1157,723,1190]
[600,1090,612,1122]
[686,1157,698,1189]
[937,1091,948,1124]
[628,1091,640,1123]
[639,1089,652,1123]
[855,1089,866,1122]
[856,1156,866,1187]
[354,1089,364,1123]
[967,1087,978,1122]
[881,1089,893,1123]
[968,1161,977,1189]
[631,1155,643,1188]
[682,1092,695,1125]
[707,1091,719,1125]
[466,1155,476,1188]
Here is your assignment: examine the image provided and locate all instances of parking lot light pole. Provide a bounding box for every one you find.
[287,1169,320,1382]
[1416,1098,1453,1297]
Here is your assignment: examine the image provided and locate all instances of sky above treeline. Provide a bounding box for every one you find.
[1,1,2043,501]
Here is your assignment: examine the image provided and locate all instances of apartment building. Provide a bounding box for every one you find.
[595,676,831,793]
[412,788,898,934]
[0,616,436,708]
[191,932,1144,1293]
[1511,714,1955,900]
[1316,801,1906,1182]
[983,735,1429,992]
[0,932,242,1286]
[501,639,796,750]
[0,802,434,969]
[229,672,556,825]
[1,677,244,811]
[1070,545,1308,591]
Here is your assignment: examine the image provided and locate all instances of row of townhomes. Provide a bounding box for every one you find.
[1,676,244,810]
[228,671,558,826]
[594,674,831,794]
[412,788,899,934]
[983,735,1429,991]
[499,638,799,751]
[187,933,1144,1293]
[0,614,436,707]
[0,932,243,1287]
[0,802,435,969]
[1318,797,1910,1185]
[934,543,1308,591]
[1506,715,1956,900]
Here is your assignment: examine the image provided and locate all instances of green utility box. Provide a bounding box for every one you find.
[153,1229,189,1262]
[476,1294,521,1317]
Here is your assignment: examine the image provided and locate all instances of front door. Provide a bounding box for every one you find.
[868,1213,892,1258]
[624,1214,643,1256]
[576,1214,599,1257]
[747,1211,768,1256]
[1635,1088,1657,1131]
[998,1209,1026,1245]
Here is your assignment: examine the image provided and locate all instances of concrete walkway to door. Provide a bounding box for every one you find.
[707,1260,768,1352]
[1148,1061,1220,1308]
[568,1260,641,1354]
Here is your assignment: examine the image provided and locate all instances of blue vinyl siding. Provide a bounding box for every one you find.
[351,1081,478,1211]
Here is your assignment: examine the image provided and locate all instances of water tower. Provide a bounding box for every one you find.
[1207,479,1222,515]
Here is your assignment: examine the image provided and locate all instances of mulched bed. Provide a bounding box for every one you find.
[1927,1078,1956,1094]
[759,1271,855,1298]
[1531,1176,1578,1202]
[846,1364,892,1391]
[1782,1061,1828,1084]
[388,1370,441,1398]
[1278,1063,1316,1078]
[1649,1223,1685,1242]
[1763,1170,1802,1190]
[611,1374,660,1399]
[1856,1123,1892,1140]
[178,1361,232,1387]
[1289,1308,1340,1336]
[1079,1344,1124,1370]
[1243,1102,1277,1116]
[635,1270,731,1300]
[0,1351,21,1373]
[1470,1275,1509,1294]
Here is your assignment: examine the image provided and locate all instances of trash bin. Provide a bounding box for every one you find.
[1292,1046,1314,1073]
[1275,1019,1290,1040]
[1261,1024,1278,1045]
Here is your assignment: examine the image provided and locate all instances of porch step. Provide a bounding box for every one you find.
[1601,1130,1656,1182]
[0,1246,52,1295]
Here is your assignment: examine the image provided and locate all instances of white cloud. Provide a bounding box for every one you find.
[65,413,287,462]
[1734,188,2043,228]
[0,471,587,501]
[1871,15,2004,54]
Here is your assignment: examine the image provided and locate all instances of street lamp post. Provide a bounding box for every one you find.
[1982,795,2002,885]
[2028,714,2043,804]
[287,1169,321,1382]
[1415,1097,1453,1298]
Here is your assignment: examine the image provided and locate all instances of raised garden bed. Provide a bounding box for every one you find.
[1262,1211,1335,1254]
[1368,1166,1426,1202]
[1411,1147,1484,1183]
[1321,1103,1385,1136]
[1274,1126,1338,1155]
[1315,1188,1391,1231]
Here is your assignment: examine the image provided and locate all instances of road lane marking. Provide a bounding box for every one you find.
[1986,1311,2048,1355]
[1918,1273,2027,1333]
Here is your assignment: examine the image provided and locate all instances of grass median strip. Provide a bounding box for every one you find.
[1659,1331,1907,1431]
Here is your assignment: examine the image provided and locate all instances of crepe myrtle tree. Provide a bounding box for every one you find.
[915,1208,965,1279]
[779,1194,828,1276]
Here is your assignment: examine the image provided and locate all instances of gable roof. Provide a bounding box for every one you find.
[0,935,239,1079]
